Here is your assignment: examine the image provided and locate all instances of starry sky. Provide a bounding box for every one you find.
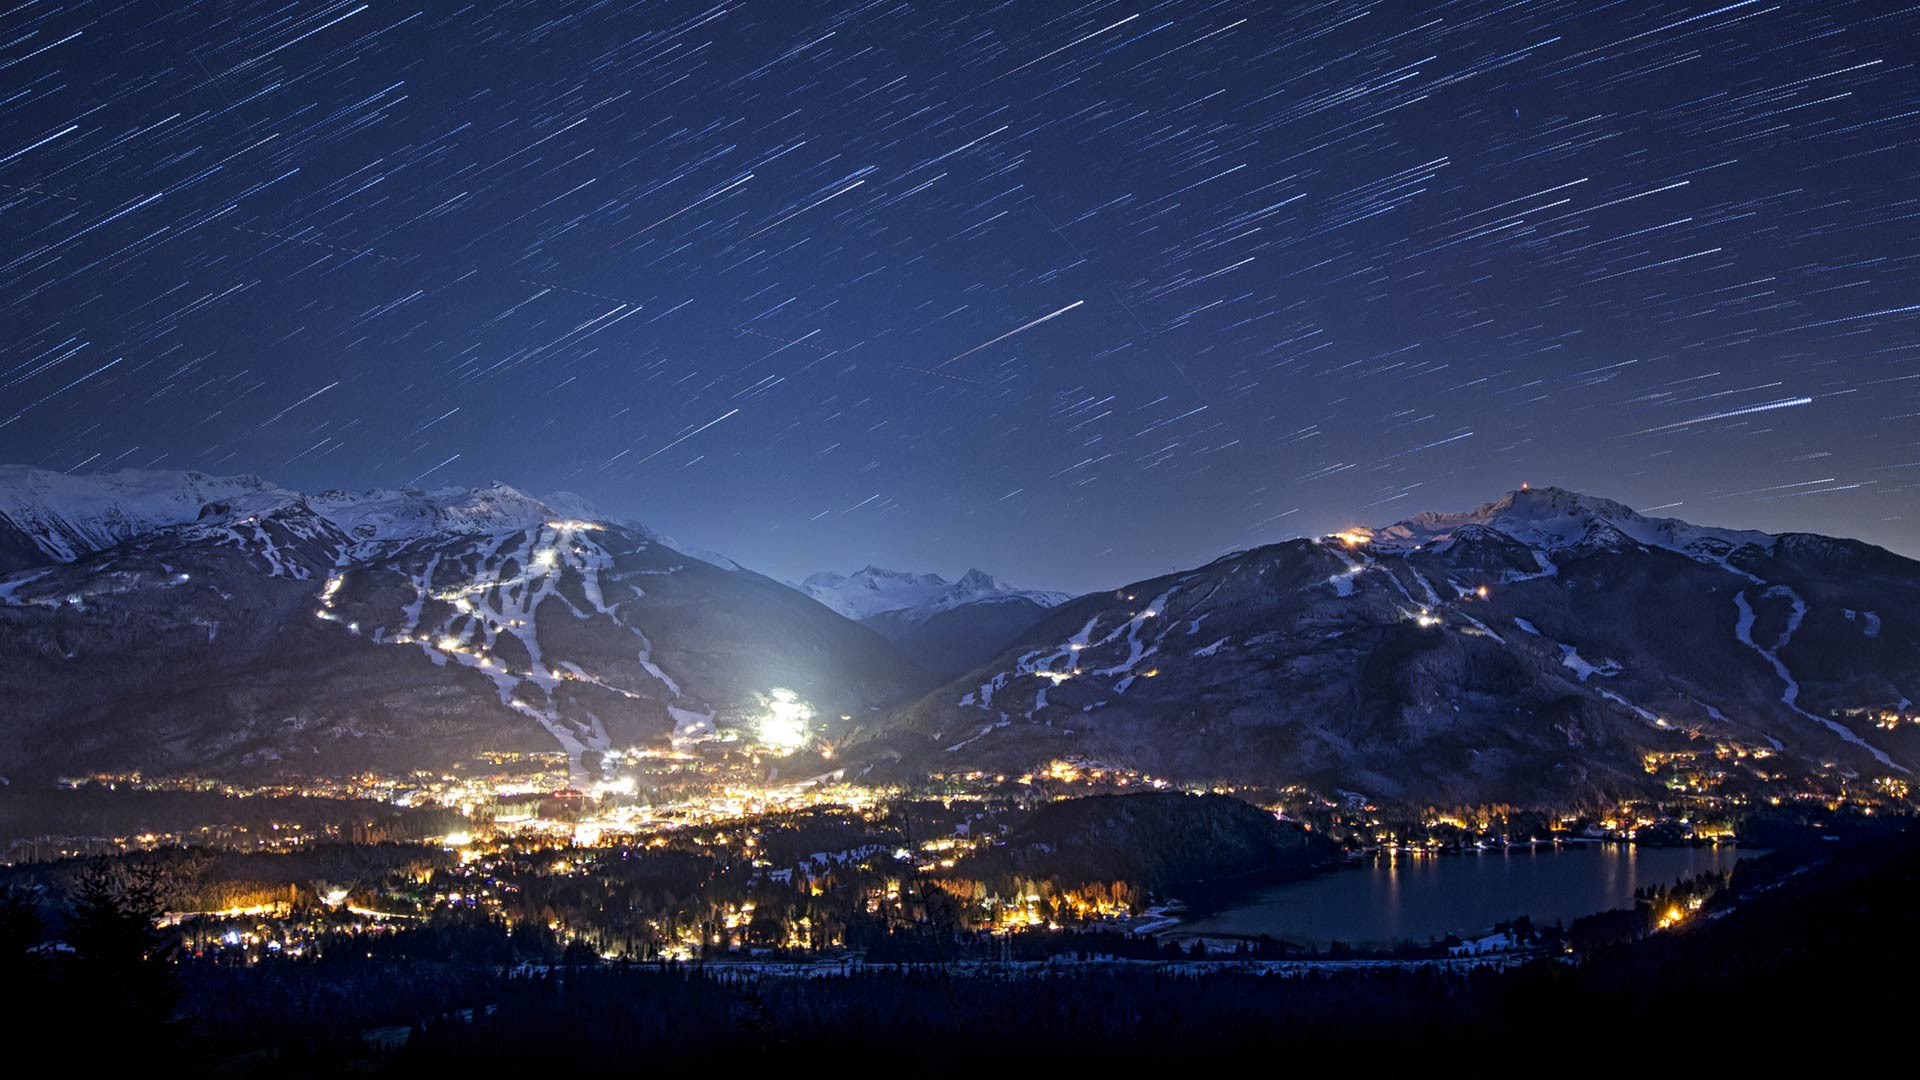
[4,1,1919,593]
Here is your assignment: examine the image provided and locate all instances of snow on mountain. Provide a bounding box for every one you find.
[876,484,1920,803]
[1368,486,1776,564]
[304,482,563,543]
[0,467,926,784]
[799,565,1068,622]
[0,466,740,567]
[540,490,604,521]
[799,566,955,620]
[617,522,742,572]
[0,466,288,565]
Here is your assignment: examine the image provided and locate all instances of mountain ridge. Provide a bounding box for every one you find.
[858,486,1919,805]
[0,465,930,784]
[798,563,1073,674]
[4,470,1914,807]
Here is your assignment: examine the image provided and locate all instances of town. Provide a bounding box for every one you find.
[5,719,1904,973]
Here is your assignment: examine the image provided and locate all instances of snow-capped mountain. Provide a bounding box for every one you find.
[800,566,951,620]
[1368,486,1774,566]
[0,466,289,570]
[11,469,1915,808]
[799,565,1072,674]
[0,467,926,783]
[800,565,1068,621]
[0,465,615,565]
[863,487,1920,805]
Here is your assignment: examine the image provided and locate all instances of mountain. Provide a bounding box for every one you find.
[0,466,288,571]
[12,472,1916,809]
[0,467,929,783]
[799,566,954,621]
[859,487,1920,806]
[799,566,1072,674]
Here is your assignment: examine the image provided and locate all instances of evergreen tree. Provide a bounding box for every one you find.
[63,860,185,1056]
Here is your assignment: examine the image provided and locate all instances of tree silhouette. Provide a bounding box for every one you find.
[64,860,184,1053]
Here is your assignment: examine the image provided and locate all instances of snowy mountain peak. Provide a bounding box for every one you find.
[953,568,1014,594]
[0,466,680,570]
[798,565,956,620]
[541,490,604,522]
[302,483,561,543]
[0,465,290,566]
[798,564,1068,621]
[1370,486,1776,564]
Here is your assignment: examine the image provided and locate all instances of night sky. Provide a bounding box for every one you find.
[4,1,1918,592]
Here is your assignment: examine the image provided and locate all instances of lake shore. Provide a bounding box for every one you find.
[1162,840,1760,950]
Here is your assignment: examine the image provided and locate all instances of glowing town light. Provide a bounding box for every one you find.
[593,776,636,797]
[321,887,350,908]
[442,831,473,848]
[1332,528,1374,547]
[1415,608,1441,628]
[533,548,559,569]
[757,688,815,755]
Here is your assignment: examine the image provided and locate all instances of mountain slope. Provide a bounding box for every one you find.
[0,466,290,571]
[0,469,929,783]
[863,488,1920,805]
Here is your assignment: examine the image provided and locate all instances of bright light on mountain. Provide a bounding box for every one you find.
[757,688,814,755]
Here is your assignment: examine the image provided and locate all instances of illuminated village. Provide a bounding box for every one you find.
[9,672,1908,976]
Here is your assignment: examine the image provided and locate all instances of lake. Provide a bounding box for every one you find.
[1172,843,1758,948]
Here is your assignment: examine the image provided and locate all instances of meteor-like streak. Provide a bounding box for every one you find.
[993,13,1142,81]
[631,408,740,467]
[258,381,341,429]
[1627,396,1812,436]
[933,300,1085,369]
[0,357,121,429]
[741,178,863,241]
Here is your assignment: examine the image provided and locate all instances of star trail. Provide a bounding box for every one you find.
[3,0,1918,590]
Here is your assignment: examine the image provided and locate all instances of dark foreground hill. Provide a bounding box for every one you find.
[949,791,1339,890]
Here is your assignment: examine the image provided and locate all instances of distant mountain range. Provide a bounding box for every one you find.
[2,468,1914,807]
[798,566,1072,675]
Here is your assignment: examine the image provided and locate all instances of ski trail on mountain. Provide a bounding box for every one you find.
[1734,588,1903,771]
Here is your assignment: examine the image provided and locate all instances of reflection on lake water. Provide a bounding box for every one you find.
[1174,843,1757,947]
